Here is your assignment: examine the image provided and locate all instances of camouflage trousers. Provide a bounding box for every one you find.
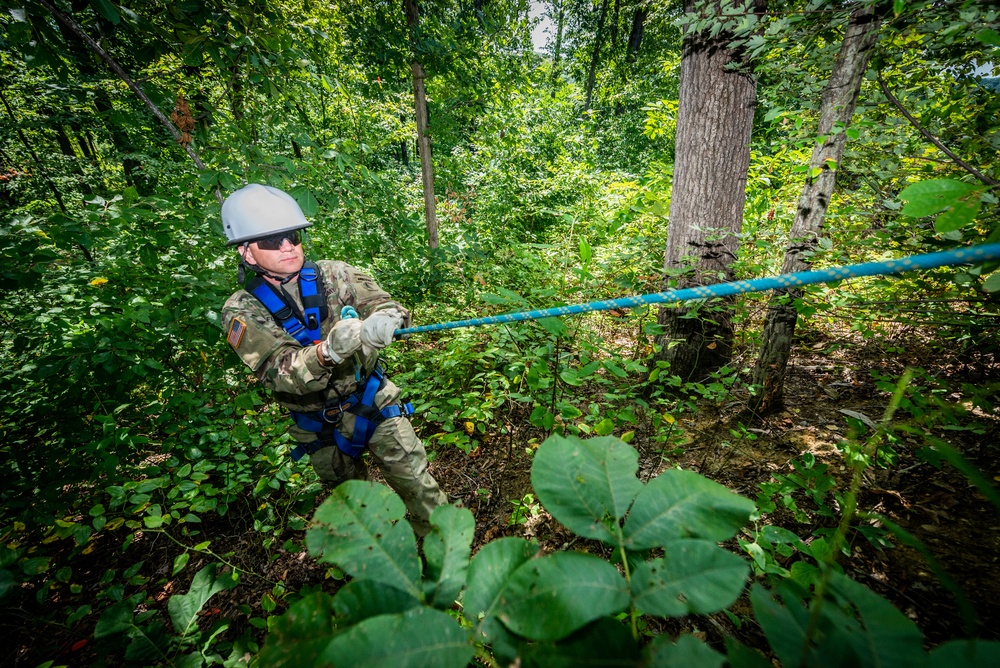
[304,380,446,536]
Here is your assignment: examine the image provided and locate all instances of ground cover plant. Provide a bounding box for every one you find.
[3,0,1000,666]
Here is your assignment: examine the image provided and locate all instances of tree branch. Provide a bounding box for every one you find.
[38,0,224,203]
[877,73,999,187]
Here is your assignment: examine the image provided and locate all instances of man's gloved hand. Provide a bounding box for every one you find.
[360,309,406,349]
[319,318,363,366]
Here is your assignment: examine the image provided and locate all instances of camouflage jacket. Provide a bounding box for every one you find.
[222,260,410,442]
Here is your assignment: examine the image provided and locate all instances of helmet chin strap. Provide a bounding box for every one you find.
[238,244,302,285]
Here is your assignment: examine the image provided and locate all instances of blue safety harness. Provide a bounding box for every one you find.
[247,264,414,461]
[250,263,324,345]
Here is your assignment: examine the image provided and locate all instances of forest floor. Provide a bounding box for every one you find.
[8,322,1000,666]
[421,322,1000,652]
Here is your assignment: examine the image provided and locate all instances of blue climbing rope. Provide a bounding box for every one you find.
[395,243,1000,336]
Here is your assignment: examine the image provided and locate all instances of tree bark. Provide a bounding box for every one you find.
[584,0,610,112]
[652,0,758,382]
[404,0,439,249]
[749,4,882,413]
[626,6,648,64]
[550,0,566,96]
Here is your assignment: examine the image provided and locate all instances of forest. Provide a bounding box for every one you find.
[1,0,999,665]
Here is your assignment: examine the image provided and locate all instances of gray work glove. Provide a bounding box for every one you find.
[319,318,363,365]
[360,309,406,349]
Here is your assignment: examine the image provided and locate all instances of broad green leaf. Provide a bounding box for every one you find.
[935,195,982,232]
[320,607,473,668]
[257,592,336,667]
[593,418,615,435]
[94,599,135,638]
[423,504,474,608]
[983,273,1000,293]
[749,582,813,668]
[290,187,319,217]
[579,237,592,264]
[645,634,725,668]
[125,620,169,662]
[900,179,980,218]
[497,551,629,641]
[825,571,925,668]
[332,580,421,625]
[521,616,640,667]
[537,316,569,337]
[90,0,121,24]
[168,563,238,636]
[556,401,583,420]
[463,537,538,639]
[559,369,582,386]
[723,638,773,668]
[306,481,421,598]
[531,434,642,544]
[976,28,1000,46]
[172,552,189,576]
[930,639,1000,666]
[174,651,204,668]
[631,540,748,617]
[623,469,753,549]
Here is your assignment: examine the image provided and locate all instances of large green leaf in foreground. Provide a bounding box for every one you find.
[306,480,421,598]
[320,607,473,668]
[531,434,643,544]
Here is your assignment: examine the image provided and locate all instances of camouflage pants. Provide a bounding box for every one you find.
[305,380,446,536]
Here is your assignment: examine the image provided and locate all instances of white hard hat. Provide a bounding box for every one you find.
[221,184,312,245]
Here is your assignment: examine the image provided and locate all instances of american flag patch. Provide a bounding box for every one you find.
[227,317,247,349]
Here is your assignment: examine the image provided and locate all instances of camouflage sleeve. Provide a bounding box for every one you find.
[222,290,332,395]
[321,261,412,326]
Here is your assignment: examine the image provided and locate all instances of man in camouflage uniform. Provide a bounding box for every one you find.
[220,184,447,535]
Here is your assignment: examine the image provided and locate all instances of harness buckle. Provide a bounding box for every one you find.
[321,401,353,424]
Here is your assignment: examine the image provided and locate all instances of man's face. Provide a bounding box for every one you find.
[242,231,305,280]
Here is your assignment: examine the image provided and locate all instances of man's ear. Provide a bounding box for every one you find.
[240,243,255,265]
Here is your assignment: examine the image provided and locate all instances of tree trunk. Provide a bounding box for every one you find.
[550,0,565,96]
[611,0,620,52]
[404,0,439,249]
[749,5,882,413]
[625,6,648,64]
[652,0,758,382]
[584,0,610,111]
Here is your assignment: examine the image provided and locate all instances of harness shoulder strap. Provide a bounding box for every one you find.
[248,264,327,345]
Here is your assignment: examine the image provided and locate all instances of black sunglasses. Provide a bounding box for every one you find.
[253,230,302,250]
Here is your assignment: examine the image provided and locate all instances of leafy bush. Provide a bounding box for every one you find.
[260,433,1000,666]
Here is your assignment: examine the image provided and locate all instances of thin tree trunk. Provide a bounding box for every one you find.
[626,7,648,64]
[584,0,610,111]
[404,0,439,248]
[550,0,565,96]
[611,0,620,51]
[749,5,882,413]
[652,0,758,382]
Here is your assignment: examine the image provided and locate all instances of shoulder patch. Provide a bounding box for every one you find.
[227,317,248,349]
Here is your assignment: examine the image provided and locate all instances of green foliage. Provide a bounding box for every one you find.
[264,434,755,664]
[264,432,997,666]
[1,0,998,664]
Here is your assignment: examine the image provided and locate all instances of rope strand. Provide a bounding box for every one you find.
[396,243,1000,336]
